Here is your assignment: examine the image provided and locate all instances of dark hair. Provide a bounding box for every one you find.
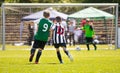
[55,16,61,22]
[43,11,50,18]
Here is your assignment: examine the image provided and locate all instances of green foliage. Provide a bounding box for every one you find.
[82,0,120,4]
[19,0,32,3]
[2,0,120,3]
[1,0,119,7]
[0,0,4,6]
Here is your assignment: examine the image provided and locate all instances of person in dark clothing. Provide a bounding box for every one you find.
[28,23,34,46]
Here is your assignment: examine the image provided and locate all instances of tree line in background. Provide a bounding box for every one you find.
[0,0,120,5]
[0,0,119,14]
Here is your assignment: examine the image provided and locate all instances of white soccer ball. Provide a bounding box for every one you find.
[93,39,99,44]
[76,46,81,51]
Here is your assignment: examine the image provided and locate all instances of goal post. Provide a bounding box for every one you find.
[1,3,119,50]
[1,5,5,50]
[0,7,2,50]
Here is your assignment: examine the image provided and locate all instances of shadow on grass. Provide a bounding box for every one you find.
[26,62,60,65]
[46,62,60,65]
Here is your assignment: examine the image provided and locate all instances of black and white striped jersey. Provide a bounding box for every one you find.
[51,22,66,44]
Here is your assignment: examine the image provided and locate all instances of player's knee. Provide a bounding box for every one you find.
[56,49,60,52]
[38,48,42,51]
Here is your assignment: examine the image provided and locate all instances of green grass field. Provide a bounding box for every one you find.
[0,45,120,73]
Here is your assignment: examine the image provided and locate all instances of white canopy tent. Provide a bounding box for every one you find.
[22,7,68,21]
[68,7,114,19]
[20,7,68,41]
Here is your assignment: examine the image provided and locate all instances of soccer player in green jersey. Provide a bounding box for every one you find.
[29,11,53,64]
[82,19,97,51]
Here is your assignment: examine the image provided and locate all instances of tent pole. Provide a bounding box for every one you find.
[103,18,107,44]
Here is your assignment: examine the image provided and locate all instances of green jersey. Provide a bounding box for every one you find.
[83,24,94,37]
[34,18,53,41]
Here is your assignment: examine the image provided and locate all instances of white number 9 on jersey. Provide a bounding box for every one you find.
[42,24,48,32]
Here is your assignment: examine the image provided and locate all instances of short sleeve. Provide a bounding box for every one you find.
[51,24,56,30]
[33,18,41,25]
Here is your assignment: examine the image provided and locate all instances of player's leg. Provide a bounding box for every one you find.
[54,44,63,64]
[34,40,46,64]
[61,43,73,61]
[56,48,63,64]
[91,38,97,50]
[29,48,36,62]
[92,43,97,50]
[86,44,90,51]
[86,37,90,51]
[35,48,42,64]
[29,41,37,62]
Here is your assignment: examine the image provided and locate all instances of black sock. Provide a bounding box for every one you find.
[30,48,36,55]
[57,51,62,63]
[29,48,36,62]
[93,44,97,50]
[64,50,69,55]
[35,50,42,62]
[86,44,90,51]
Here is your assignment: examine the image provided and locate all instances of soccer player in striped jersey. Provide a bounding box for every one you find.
[29,11,53,64]
[51,16,73,64]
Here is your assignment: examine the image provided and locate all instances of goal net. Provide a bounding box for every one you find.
[1,3,119,50]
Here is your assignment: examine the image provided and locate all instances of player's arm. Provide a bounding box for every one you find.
[80,26,85,30]
[48,24,54,41]
[92,30,95,38]
[48,28,53,41]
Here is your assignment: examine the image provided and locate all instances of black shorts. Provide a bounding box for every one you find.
[53,43,66,48]
[85,37,93,44]
[32,40,47,49]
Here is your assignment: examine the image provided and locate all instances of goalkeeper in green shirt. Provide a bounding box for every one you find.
[82,19,97,51]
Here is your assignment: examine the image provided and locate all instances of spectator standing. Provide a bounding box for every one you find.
[80,18,86,43]
[28,23,34,46]
[67,20,76,46]
[74,27,83,44]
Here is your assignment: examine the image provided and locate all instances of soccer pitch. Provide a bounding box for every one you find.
[0,45,120,73]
